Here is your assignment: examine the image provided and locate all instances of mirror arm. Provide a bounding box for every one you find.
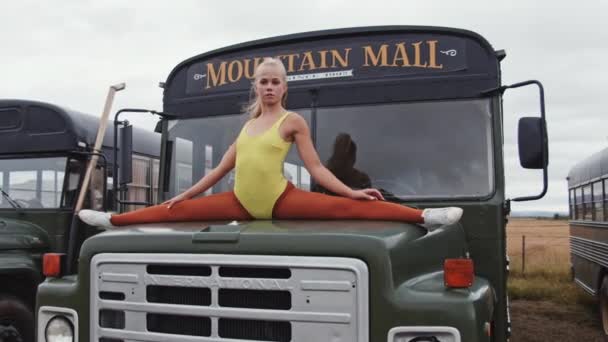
[499,80,548,202]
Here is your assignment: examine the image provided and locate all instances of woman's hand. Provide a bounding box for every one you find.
[349,188,385,201]
[162,193,190,209]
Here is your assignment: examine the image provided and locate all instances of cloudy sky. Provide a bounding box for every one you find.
[2,1,606,213]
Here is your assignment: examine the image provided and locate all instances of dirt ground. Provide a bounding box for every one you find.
[510,299,604,341]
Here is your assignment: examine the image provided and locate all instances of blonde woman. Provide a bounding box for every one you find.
[80,58,462,229]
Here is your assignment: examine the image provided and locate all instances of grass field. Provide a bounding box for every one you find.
[506,218,594,306]
[506,218,603,341]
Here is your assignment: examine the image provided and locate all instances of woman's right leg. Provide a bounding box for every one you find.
[273,183,424,222]
[110,191,253,226]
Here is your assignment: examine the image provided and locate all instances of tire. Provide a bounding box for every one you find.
[0,296,33,342]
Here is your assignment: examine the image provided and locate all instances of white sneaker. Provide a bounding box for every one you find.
[422,207,463,230]
[78,209,117,229]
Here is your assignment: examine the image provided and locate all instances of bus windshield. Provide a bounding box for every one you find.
[166,98,494,200]
[0,157,68,209]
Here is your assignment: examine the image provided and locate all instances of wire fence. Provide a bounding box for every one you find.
[506,234,571,277]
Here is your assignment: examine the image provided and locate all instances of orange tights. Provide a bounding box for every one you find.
[110,182,424,226]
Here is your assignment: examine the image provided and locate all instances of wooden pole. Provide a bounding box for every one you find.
[65,83,125,274]
[74,83,126,213]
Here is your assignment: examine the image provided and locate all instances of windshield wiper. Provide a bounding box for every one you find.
[379,190,417,206]
[0,187,22,209]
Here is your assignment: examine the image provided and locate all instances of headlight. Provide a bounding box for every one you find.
[45,316,74,342]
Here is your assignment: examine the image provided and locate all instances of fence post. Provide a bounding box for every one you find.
[522,235,526,276]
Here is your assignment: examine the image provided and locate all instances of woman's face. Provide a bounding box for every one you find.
[255,64,286,106]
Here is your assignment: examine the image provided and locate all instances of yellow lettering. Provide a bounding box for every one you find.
[331,48,351,68]
[278,54,298,73]
[298,51,317,71]
[244,57,265,79]
[206,62,227,89]
[243,59,253,79]
[362,45,389,66]
[427,40,443,69]
[412,42,428,68]
[318,50,329,69]
[227,60,243,83]
[391,42,411,67]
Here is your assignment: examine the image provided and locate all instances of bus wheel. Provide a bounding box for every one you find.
[600,276,608,339]
[0,296,33,342]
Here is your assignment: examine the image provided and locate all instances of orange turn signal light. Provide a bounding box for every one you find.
[444,258,474,288]
[43,253,65,278]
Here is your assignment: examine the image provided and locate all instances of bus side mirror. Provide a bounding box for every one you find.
[119,124,133,185]
[498,80,549,202]
[518,117,548,169]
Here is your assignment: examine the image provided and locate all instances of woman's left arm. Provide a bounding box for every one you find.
[289,114,384,201]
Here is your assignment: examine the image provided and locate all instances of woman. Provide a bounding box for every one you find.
[79,58,462,229]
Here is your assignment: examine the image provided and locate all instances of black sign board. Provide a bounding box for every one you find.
[186,35,467,95]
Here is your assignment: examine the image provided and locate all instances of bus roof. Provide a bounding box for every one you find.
[568,146,608,187]
[0,99,160,157]
[163,26,502,118]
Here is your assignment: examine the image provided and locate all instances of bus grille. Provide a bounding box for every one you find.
[91,254,369,341]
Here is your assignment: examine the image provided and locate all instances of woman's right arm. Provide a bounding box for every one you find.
[164,143,236,208]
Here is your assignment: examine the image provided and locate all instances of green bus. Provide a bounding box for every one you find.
[567,146,608,337]
[0,100,160,342]
[36,26,549,342]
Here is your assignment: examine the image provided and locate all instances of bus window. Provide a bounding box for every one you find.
[42,170,64,207]
[9,171,37,206]
[282,163,310,191]
[569,189,574,220]
[315,100,493,199]
[0,171,4,208]
[3,157,68,209]
[175,138,193,195]
[62,159,82,208]
[165,111,311,198]
[605,180,608,222]
[575,187,583,220]
[583,184,593,220]
[593,181,604,221]
[204,145,213,195]
[283,162,298,186]
[125,155,152,212]
[152,159,160,205]
[106,174,115,211]
[87,166,105,211]
[300,167,311,191]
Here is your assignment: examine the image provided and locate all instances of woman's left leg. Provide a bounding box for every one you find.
[272,183,424,223]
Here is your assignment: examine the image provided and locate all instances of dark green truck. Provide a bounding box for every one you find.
[36,26,549,342]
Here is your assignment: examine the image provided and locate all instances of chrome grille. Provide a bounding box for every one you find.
[91,254,369,342]
[147,285,212,306]
[147,313,211,337]
[219,318,291,341]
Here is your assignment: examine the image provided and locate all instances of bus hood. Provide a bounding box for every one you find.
[0,217,49,251]
[80,220,469,285]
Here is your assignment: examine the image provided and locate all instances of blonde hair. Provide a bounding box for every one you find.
[245,57,288,119]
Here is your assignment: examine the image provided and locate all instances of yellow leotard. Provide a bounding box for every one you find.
[234,112,293,219]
